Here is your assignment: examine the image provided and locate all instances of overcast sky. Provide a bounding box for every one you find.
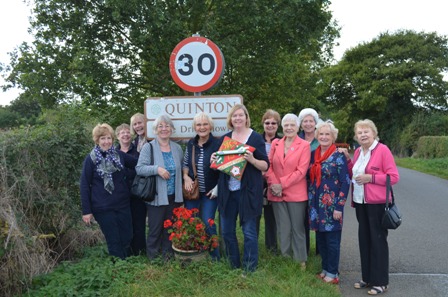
[1,0,448,106]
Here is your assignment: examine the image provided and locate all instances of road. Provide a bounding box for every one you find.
[338,167,448,297]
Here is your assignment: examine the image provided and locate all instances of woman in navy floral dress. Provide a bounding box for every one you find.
[308,121,351,284]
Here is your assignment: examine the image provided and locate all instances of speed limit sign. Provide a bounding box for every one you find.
[169,36,225,93]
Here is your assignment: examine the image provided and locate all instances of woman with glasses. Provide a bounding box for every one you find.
[136,115,184,260]
[257,109,282,254]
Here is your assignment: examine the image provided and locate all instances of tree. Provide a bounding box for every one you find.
[3,0,338,126]
[320,30,448,148]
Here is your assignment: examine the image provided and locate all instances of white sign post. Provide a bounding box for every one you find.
[145,95,242,139]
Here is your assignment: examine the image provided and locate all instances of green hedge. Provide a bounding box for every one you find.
[0,105,103,295]
[416,136,448,158]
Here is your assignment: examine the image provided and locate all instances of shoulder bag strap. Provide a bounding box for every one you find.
[385,174,394,208]
[149,143,154,165]
[192,145,197,179]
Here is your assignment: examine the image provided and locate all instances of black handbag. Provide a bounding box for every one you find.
[381,174,402,230]
[131,143,157,202]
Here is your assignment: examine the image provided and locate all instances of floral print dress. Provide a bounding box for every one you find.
[308,151,350,232]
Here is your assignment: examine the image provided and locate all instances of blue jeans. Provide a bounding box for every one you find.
[220,190,258,272]
[316,230,342,278]
[94,207,133,259]
[184,193,220,259]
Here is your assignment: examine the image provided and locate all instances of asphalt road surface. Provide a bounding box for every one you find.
[338,167,448,297]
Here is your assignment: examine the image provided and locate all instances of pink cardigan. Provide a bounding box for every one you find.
[265,136,310,202]
[349,142,400,205]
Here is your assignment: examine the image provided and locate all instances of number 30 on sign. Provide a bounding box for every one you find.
[169,36,225,93]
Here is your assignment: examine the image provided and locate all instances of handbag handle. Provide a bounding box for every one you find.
[385,174,395,209]
[191,146,197,179]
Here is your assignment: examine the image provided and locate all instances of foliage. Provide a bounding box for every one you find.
[320,30,448,148]
[25,227,341,297]
[0,106,20,129]
[0,103,103,295]
[398,111,448,156]
[2,0,338,130]
[415,136,448,159]
[395,157,448,180]
[165,207,218,252]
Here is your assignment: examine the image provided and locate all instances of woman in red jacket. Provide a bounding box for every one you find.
[347,119,399,295]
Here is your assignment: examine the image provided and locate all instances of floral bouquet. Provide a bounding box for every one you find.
[164,207,219,252]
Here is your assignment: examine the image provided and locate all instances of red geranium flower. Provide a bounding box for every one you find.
[164,207,219,252]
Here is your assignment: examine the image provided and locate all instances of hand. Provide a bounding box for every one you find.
[83,214,93,225]
[333,210,342,221]
[338,148,350,160]
[207,185,218,199]
[210,152,218,164]
[270,184,282,197]
[244,150,255,164]
[183,176,193,191]
[158,167,170,180]
[354,174,372,185]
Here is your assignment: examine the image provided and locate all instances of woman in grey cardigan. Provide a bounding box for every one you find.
[136,114,184,260]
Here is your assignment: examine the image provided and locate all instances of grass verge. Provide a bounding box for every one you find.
[395,157,448,180]
[24,236,341,297]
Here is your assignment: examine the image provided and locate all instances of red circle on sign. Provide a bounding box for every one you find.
[169,36,224,93]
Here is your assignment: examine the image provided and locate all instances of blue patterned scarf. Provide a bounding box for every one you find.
[90,145,124,194]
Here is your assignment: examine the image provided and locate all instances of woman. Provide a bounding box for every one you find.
[298,107,320,255]
[183,112,220,259]
[308,121,350,284]
[115,123,146,256]
[80,123,137,259]
[349,119,400,295]
[130,113,147,153]
[265,114,310,269]
[258,109,281,253]
[211,104,269,272]
[135,115,184,260]
[298,108,320,152]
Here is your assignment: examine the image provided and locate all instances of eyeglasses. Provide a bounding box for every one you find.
[264,122,277,126]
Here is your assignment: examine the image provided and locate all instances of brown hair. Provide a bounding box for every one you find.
[92,123,114,144]
[226,104,251,130]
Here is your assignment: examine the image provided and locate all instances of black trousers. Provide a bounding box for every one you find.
[355,203,389,286]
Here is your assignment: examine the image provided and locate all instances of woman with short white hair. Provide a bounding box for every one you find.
[266,113,311,269]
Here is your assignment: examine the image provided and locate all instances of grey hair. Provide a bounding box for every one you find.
[152,114,175,134]
[281,113,300,128]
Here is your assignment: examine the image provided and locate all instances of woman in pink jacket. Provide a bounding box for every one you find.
[346,119,400,295]
[266,113,311,269]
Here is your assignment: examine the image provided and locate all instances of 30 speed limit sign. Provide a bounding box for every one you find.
[169,36,225,93]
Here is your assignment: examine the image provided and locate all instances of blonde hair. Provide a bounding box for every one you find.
[193,112,214,130]
[130,113,145,136]
[92,123,114,144]
[226,104,251,130]
[353,119,379,141]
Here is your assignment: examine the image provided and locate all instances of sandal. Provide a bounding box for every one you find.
[323,276,339,284]
[316,272,325,279]
[367,286,388,295]
[354,280,370,289]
